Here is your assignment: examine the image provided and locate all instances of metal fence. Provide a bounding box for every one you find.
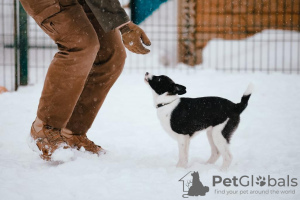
[178,0,300,72]
[0,0,299,91]
[0,0,17,91]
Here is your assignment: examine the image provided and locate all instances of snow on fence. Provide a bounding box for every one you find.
[0,0,299,91]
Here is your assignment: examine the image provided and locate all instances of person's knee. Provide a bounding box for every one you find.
[118,47,127,65]
[94,43,126,73]
[112,47,126,75]
[81,32,100,58]
[114,44,127,66]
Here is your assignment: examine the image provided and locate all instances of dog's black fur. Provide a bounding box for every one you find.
[171,96,249,142]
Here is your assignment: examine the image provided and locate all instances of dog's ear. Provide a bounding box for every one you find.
[174,84,186,95]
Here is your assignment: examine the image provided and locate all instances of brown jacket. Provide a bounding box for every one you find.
[20,0,130,32]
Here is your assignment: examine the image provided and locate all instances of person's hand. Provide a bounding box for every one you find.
[120,22,151,54]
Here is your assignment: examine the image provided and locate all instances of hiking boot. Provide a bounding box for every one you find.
[30,118,68,161]
[61,128,104,154]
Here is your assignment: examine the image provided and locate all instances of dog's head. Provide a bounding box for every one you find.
[144,72,186,96]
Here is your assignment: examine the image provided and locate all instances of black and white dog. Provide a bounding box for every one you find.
[144,72,252,170]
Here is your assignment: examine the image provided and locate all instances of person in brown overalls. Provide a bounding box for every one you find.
[19,0,151,160]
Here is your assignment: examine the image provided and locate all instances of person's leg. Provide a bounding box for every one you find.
[20,0,100,159]
[64,0,127,135]
[32,1,100,129]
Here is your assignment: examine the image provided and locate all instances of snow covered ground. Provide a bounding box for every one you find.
[0,70,300,200]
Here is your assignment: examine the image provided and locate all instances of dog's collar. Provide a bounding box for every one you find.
[156,99,177,109]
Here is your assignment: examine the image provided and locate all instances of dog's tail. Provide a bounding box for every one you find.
[235,83,253,114]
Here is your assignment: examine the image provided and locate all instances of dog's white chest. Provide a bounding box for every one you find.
[156,99,180,140]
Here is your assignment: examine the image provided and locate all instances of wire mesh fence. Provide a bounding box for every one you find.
[178,0,300,72]
[0,0,299,91]
[0,0,17,91]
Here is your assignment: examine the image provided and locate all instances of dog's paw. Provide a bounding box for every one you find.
[206,153,220,165]
[176,161,188,168]
[220,165,229,172]
[206,159,216,165]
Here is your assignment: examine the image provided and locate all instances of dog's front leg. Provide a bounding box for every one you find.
[176,134,190,168]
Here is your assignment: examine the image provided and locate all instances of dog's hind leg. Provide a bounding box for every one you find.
[206,126,220,164]
[222,116,240,143]
[212,119,232,171]
[176,134,190,168]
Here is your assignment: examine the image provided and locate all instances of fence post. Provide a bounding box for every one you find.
[14,0,18,91]
[19,3,28,85]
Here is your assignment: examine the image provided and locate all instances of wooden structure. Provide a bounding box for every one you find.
[178,0,300,66]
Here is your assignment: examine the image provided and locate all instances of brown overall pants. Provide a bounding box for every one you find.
[20,0,126,134]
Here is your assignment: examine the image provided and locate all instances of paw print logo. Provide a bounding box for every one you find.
[256,176,266,186]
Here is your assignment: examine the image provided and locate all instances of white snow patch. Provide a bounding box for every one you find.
[51,147,75,163]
